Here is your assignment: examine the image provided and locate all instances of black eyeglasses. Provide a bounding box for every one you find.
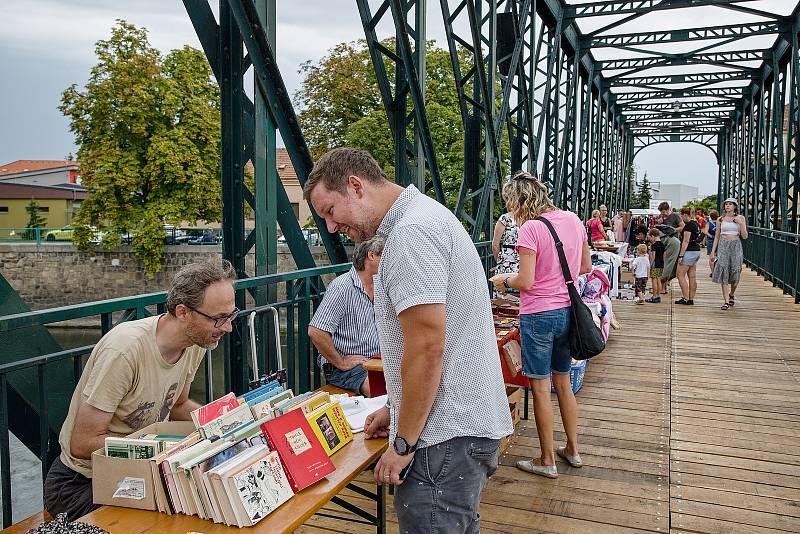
[186,306,239,328]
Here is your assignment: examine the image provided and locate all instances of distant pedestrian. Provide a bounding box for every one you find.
[492,189,520,278]
[631,244,650,305]
[710,199,748,309]
[705,209,719,270]
[646,228,664,303]
[587,209,606,244]
[675,208,702,305]
[658,201,683,230]
[599,205,612,233]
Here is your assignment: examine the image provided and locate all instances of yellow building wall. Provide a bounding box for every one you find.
[0,198,78,229]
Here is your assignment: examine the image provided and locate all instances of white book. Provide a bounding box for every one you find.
[208,445,270,526]
[200,403,254,440]
[225,450,294,526]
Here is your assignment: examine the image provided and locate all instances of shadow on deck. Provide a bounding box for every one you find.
[300,261,800,534]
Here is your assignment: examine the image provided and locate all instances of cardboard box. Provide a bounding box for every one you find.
[92,421,196,511]
[499,433,514,456]
[506,386,523,427]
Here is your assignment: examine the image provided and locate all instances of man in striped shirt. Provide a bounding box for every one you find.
[308,236,384,395]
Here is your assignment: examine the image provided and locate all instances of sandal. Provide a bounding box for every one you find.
[728,296,735,306]
[721,303,730,310]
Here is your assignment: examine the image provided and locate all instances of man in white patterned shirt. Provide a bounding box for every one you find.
[304,147,513,534]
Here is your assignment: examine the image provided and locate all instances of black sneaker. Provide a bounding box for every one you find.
[687,300,694,305]
[675,298,690,305]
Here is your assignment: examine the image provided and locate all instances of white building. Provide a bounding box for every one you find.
[650,183,699,209]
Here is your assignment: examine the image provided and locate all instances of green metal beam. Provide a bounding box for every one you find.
[566,0,758,18]
[598,49,768,71]
[589,21,783,48]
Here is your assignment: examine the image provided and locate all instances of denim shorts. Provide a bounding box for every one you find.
[519,307,572,379]
[682,250,701,266]
[323,362,367,394]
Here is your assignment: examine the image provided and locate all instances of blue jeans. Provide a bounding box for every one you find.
[520,307,572,379]
[394,436,499,533]
[323,362,367,394]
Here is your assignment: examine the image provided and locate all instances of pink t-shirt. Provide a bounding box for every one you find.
[516,210,588,315]
[587,218,605,242]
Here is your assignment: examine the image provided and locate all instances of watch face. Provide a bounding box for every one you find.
[394,437,408,455]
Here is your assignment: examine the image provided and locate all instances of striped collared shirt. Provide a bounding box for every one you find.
[373,185,514,448]
[309,267,380,367]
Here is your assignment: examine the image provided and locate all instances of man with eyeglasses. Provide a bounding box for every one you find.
[43,260,237,522]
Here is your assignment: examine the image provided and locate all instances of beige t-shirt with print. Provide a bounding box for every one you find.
[58,315,205,477]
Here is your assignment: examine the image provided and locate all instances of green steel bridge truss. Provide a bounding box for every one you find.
[182,0,799,385]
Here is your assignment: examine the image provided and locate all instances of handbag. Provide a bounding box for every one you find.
[534,216,606,360]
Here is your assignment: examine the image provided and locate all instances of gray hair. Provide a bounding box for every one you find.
[167,259,237,315]
[352,235,385,271]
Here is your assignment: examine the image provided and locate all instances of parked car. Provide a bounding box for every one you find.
[44,226,105,243]
[44,226,73,241]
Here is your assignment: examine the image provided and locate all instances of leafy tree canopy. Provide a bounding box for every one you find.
[60,20,221,275]
[295,39,485,209]
[683,194,719,213]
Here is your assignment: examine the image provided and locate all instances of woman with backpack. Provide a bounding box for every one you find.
[710,199,748,309]
[489,171,592,479]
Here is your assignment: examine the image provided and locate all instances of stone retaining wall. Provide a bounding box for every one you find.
[0,243,340,310]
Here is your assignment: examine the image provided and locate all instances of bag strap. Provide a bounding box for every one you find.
[534,215,574,287]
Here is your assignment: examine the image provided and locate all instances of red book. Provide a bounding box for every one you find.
[191,392,239,428]
[260,409,335,491]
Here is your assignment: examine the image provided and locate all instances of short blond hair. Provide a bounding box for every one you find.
[636,244,648,255]
[502,171,557,224]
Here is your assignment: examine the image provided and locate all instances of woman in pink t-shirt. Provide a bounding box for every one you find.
[587,209,606,243]
[490,171,591,480]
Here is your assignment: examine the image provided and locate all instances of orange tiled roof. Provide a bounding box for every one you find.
[244,149,300,184]
[0,159,78,176]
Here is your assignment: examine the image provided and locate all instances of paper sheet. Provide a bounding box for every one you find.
[338,395,388,433]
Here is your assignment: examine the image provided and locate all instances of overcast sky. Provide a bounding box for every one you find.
[0,1,792,197]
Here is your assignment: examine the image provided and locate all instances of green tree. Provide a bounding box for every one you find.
[683,194,718,213]
[60,20,221,275]
[24,199,47,240]
[295,39,491,209]
[630,173,653,209]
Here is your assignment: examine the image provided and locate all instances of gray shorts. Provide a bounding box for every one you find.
[682,251,701,266]
[394,436,499,533]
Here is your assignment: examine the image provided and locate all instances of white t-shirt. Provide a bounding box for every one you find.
[631,255,650,278]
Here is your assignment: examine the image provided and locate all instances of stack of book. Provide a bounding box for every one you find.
[130,382,355,527]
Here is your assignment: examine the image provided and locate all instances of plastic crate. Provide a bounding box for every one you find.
[550,359,588,394]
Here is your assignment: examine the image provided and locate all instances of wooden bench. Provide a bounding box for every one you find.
[77,431,387,533]
[3,385,388,534]
[0,511,51,534]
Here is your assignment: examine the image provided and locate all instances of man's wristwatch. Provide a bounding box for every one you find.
[502,277,511,291]
[393,436,418,456]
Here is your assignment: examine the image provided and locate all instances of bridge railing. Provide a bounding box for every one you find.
[0,241,494,527]
[742,227,800,304]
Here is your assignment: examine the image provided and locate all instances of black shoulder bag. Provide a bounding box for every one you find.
[534,216,605,360]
